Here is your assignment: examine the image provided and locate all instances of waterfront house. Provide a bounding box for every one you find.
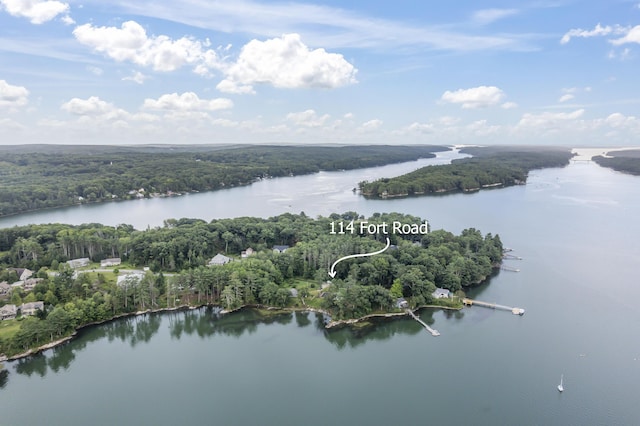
[432,288,451,299]
[272,245,289,253]
[101,258,122,267]
[20,301,44,316]
[396,298,409,309]
[0,281,11,297]
[117,272,145,287]
[0,304,17,320]
[208,253,232,266]
[67,258,90,269]
[289,288,298,297]
[241,248,254,258]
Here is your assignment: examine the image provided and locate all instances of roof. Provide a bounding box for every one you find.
[433,288,451,297]
[208,253,232,265]
[0,304,17,314]
[272,245,290,252]
[21,301,44,310]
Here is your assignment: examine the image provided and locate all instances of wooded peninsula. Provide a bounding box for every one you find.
[359,146,573,198]
[592,149,640,176]
[0,212,503,358]
[0,144,447,217]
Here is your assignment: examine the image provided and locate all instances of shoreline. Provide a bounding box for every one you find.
[1,302,461,362]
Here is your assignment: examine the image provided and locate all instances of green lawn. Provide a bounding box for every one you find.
[0,319,21,340]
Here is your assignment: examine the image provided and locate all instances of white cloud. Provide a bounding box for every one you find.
[62,96,117,116]
[86,65,103,76]
[441,85,505,109]
[518,109,585,127]
[122,71,148,84]
[73,20,220,72]
[501,102,518,109]
[561,23,619,44]
[286,109,330,127]
[359,119,383,131]
[610,25,640,45]
[142,92,233,111]
[604,112,640,129]
[0,79,29,109]
[472,8,518,25]
[1,0,69,24]
[217,33,357,94]
[406,122,434,133]
[558,94,574,103]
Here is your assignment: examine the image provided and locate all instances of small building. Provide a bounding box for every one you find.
[101,258,122,267]
[0,281,11,297]
[67,258,90,269]
[432,288,451,299]
[272,245,290,253]
[396,297,409,309]
[20,301,44,317]
[241,248,254,258]
[117,272,145,287]
[289,288,298,297]
[208,253,232,266]
[8,268,33,281]
[0,304,17,320]
[23,278,43,292]
[321,281,332,290]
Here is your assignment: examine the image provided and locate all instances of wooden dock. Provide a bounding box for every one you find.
[406,309,440,336]
[463,298,525,315]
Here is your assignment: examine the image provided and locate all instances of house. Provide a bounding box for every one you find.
[272,245,290,253]
[241,248,254,258]
[20,301,44,317]
[432,288,451,299]
[396,297,409,309]
[289,288,298,297]
[23,278,43,292]
[101,258,122,267]
[0,304,17,320]
[117,272,145,287]
[67,258,90,268]
[0,281,11,297]
[208,253,232,266]
[8,268,33,281]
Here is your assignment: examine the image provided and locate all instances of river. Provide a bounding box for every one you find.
[1,150,640,425]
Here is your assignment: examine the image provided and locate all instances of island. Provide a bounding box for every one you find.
[0,144,448,218]
[0,212,503,359]
[359,145,573,198]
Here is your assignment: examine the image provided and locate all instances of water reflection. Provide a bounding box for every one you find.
[9,306,456,378]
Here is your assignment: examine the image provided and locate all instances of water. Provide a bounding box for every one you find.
[1,155,640,425]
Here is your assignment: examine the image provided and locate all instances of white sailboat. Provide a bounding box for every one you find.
[557,374,564,392]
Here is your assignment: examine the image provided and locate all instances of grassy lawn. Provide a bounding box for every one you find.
[0,319,21,340]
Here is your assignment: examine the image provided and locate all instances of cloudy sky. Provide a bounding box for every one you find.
[1,0,640,146]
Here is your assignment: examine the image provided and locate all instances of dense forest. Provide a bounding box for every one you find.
[359,146,573,197]
[0,144,447,217]
[0,212,502,356]
[592,149,640,176]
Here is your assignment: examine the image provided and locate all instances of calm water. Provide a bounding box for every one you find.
[2,154,640,425]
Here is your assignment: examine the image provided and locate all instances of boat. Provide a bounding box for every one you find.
[557,374,564,392]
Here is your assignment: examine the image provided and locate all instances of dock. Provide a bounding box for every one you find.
[500,265,520,272]
[406,309,440,336]
[463,298,525,315]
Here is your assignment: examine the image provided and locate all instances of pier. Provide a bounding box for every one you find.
[406,309,440,336]
[500,265,520,272]
[463,298,525,315]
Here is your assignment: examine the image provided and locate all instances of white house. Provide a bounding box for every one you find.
[101,258,121,267]
[0,281,11,297]
[0,304,17,320]
[208,253,232,266]
[20,301,44,316]
[67,258,90,268]
[432,288,451,299]
[117,272,145,287]
[272,245,290,253]
[241,248,254,258]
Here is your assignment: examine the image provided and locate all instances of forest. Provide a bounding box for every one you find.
[359,146,573,197]
[0,212,503,356]
[592,149,640,176]
[0,144,447,217]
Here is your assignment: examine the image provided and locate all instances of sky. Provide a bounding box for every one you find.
[1,0,640,147]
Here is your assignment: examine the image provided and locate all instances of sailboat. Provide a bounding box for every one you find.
[557,374,564,392]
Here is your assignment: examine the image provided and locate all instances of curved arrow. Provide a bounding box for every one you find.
[328,237,391,278]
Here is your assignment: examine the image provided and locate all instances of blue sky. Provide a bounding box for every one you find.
[1,0,639,146]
